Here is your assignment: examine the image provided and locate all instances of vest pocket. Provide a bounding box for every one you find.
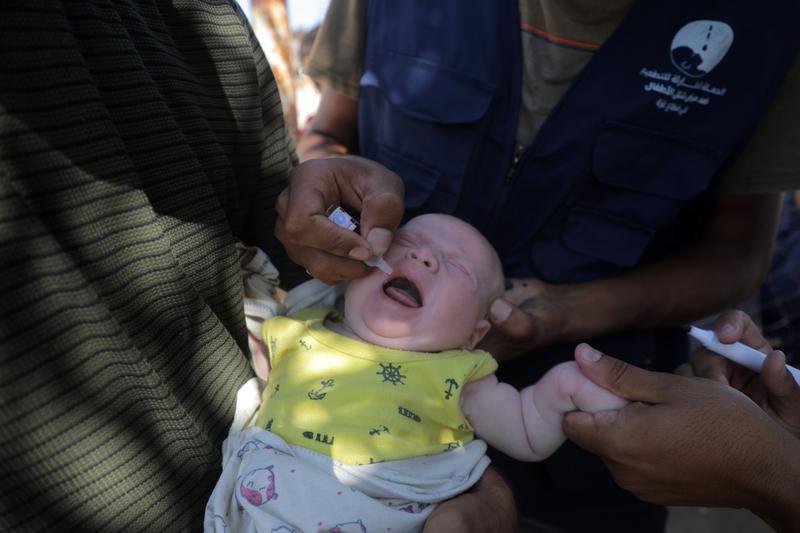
[360,51,494,212]
[562,207,654,268]
[361,50,493,124]
[376,146,441,209]
[527,207,656,283]
[592,121,720,201]
[565,121,719,266]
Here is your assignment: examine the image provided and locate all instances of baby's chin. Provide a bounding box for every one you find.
[350,324,462,352]
[349,317,416,348]
[349,319,459,352]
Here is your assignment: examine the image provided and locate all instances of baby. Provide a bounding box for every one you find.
[206,214,626,532]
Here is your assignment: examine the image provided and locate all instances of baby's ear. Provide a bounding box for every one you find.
[464,319,491,350]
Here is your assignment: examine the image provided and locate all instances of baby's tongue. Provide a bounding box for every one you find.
[385,286,421,308]
[383,277,422,308]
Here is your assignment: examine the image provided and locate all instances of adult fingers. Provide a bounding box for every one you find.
[290,246,369,284]
[501,277,542,306]
[714,310,772,354]
[488,298,536,339]
[274,156,404,279]
[573,344,674,403]
[275,210,369,260]
[762,351,799,396]
[691,349,734,385]
[562,409,625,458]
[274,172,370,259]
[761,350,800,436]
[693,310,772,386]
[674,363,695,377]
[358,192,404,255]
[277,156,403,256]
[274,209,370,281]
[334,155,404,255]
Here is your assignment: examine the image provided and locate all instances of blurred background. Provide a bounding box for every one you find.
[235,0,329,143]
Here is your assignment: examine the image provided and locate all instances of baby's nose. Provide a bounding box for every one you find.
[407,247,438,272]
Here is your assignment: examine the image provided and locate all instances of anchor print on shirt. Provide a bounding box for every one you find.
[369,425,390,436]
[269,383,281,399]
[443,378,459,399]
[307,379,335,400]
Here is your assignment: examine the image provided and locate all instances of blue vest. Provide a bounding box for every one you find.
[359,0,799,371]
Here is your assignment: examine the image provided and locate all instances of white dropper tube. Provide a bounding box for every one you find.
[687,326,800,385]
[364,255,393,275]
[326,205,393,275]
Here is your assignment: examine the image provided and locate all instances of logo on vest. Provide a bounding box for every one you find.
[639,21,732,116]
[670,21,733,78]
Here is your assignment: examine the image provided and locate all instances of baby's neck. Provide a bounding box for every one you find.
[323,316,363,342]
[322,315,462,354]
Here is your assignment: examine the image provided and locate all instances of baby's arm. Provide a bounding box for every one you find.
[461,361,626,461]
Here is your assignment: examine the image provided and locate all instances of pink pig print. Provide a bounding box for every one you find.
[238,466,278,506]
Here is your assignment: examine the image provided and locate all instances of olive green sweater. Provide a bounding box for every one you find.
[0,1,302,530]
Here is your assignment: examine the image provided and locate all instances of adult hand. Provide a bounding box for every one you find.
[479,278,567,361]
[688,310,800,438]
[563,344,800,531]
[275,155,404,284]
[423,467,517,533]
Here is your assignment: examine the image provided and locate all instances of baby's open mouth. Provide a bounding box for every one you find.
[383,277,423,308]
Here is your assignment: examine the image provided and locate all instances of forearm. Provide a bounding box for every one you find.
[553,193,782,343]
[507,363,625,459]
[296,128,353,161]
[464,376,560,461]
[296,88,359,161]
[423,466,517,533]
[520,385,564,459]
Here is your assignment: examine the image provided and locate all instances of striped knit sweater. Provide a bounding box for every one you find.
[0,1,304,530]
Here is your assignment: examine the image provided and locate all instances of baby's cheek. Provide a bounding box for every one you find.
[451,286,485,317]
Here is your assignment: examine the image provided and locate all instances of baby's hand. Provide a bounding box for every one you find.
[248,333,270,379]
[560,348,629,413]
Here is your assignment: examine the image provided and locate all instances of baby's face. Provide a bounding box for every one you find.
[344,214,503,352]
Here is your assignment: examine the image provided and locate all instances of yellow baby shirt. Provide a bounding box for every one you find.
[255,309,498,465]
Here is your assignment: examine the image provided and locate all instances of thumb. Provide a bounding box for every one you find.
[489,298,536,339]
[359,192,403,255]
[562,409,622,457]
[574,343,671,403]
[342,156,404,255]
[761,350,800,407]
